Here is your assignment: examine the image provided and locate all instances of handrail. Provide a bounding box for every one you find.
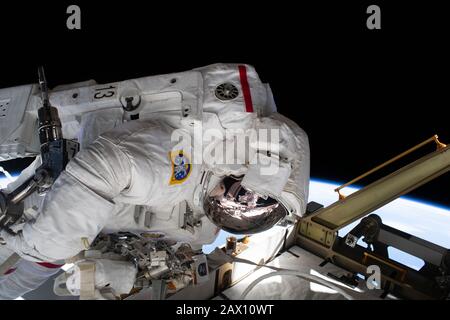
[335,135,447,200]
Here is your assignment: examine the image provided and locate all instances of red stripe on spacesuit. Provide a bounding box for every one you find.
[4,267,16,275]
[36,262,63,269]
[238,65,254,113]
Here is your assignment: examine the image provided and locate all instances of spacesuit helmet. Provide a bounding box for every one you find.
[203,175,288,234]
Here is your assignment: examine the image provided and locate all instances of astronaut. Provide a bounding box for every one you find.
[0,64,309,299]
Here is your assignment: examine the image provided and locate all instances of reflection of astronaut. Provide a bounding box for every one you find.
[0,64,310,299]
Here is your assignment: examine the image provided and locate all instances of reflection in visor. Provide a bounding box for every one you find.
[204,176,287,234]
[217,197,280,218]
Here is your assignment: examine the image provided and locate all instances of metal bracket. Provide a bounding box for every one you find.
[151,279,167,300]
[181,201,201,234]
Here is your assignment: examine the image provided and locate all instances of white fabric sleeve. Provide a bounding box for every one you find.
[65,259,137,297]
[3,136,132,262]
[275,113,310,216]
[255,113,310,217]
[0,260,61,300]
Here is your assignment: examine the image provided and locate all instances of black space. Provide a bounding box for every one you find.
[0,1,449,207]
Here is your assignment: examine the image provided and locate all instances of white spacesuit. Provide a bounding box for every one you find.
[0,158,64,299]
[0,64,309,299]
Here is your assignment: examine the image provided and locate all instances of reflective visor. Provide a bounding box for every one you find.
[203,176,287,234]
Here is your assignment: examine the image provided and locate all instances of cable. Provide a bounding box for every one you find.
[225,252,354,299]
[239,270,354,300]
[232,256,292,272]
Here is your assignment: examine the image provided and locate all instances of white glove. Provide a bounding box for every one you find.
[65,259,137,298]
